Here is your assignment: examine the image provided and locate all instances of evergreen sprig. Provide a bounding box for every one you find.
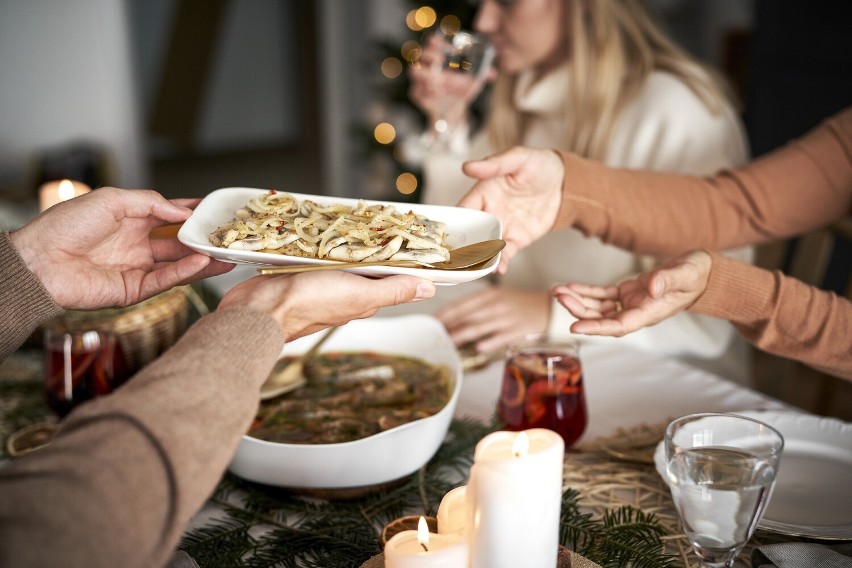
[180,418,676,568]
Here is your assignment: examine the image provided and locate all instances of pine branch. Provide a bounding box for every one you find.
[182,420,677,568]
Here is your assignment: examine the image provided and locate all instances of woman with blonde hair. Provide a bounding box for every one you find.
[407,0,753,382]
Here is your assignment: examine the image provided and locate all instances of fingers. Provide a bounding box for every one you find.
[461,147,527,180]
[570,318,629,336]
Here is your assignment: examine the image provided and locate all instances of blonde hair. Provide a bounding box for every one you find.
[486,0,734,160]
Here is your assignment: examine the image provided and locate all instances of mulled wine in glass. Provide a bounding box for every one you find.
[497,334,587,447]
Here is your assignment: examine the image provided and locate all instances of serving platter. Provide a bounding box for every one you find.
[178,187,502,285]
[654,409,852,540]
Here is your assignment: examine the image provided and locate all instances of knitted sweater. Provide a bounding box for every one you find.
[420,64,753,381]
[0,231,283,567]
[556,107,852,379]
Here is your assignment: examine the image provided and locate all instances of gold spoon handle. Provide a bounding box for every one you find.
[258,260,426,275]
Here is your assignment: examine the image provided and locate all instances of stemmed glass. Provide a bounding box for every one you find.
[420,29,494,154]
[665,413,784,567]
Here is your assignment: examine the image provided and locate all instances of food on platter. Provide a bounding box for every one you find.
[249,351,452,445]
[208,190,451,263]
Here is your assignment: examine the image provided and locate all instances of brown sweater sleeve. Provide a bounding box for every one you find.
[694,253,851,379]
[552,107,852,380]
[0,231,64,360]
[554,107,852,255]
[0,307,283,567]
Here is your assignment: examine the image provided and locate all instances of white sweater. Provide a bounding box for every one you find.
[418,64,754,384]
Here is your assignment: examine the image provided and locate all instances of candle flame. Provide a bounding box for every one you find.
[512,431,529,458]
[58,179,76,201]
[417,515,430,550]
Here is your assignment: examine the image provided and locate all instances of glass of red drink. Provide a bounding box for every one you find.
[497,334,587,448]
[43,327,130,417]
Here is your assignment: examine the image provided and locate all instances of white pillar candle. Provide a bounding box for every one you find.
[38,178,91,212]
[466,429,564,568]
[385,516,469,568]
[437,485,467,536]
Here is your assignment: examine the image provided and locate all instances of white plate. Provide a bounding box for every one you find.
[654,410,852,540]
[178,187,502,285]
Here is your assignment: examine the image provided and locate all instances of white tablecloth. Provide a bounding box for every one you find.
[453,341,790,444]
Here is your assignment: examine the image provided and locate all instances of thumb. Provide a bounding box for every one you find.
[462,146,528,180]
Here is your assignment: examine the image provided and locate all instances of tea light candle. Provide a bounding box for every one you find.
[385,516,468,568]
[437,485,467,536]
[466,429,564,568]
[38,178,91,211]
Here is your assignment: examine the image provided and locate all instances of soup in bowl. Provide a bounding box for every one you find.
[228,315,462,489]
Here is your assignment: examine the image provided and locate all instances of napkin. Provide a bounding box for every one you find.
[752,542,852,568]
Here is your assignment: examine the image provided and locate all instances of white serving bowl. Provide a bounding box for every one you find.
[228,314,462,489]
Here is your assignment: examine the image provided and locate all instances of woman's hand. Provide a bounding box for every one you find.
[434,285,551,353]
[552,250,712,336]
[458,147,565,273]
[11,187,234,310]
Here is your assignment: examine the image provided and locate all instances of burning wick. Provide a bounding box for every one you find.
[512,431,530,458]
[417,515,430,552]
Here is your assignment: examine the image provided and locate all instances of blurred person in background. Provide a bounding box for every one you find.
[407,0,754,382]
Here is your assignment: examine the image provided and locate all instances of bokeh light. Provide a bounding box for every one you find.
[414,7,437,28]
[396,172,418,195]
[374,122,396,145]
[440,15,461,35]
[405,10,423,31]
[381,57,403,79]
[401,40,422,62]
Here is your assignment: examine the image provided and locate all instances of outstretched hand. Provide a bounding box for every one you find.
[11,187,234,310]
[434,285,551,354]
[552,251,712,337]
[217,271,436,342]
[457,146,565,273]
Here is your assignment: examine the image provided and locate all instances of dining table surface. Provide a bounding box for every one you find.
[2,270,849,567]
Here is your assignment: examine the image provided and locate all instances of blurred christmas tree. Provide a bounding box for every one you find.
[358,1,479,204]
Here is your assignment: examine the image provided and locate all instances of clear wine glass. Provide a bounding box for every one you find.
[665,413,784,567]
[422,29,494,154]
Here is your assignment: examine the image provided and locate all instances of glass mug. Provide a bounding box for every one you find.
[497,334,587,447]
[43,326,130,417]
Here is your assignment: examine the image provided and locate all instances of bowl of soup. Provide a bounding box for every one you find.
[228,314,462,489]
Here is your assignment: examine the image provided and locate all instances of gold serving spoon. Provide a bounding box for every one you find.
[259,326,338,401]
[256,239,505,275]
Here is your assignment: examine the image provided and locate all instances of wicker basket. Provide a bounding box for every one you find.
[52,286,206,372]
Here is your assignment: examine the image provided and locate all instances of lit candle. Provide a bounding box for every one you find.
[437,485,467,537]
[466,429,564,568]
[38,178,91,212]
[385,515,468,568]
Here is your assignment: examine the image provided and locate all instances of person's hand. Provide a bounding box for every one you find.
[458,147,565,273]
[434,285,551,353]
[552,250,712,336]
[408,33,495,131]
[217,271,436,342]
[10,187,235,310]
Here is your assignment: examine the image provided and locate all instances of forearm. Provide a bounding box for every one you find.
[0,231,64,360]
[554,109,852,256]
[693,254,852,380]
[0,308,283,568]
